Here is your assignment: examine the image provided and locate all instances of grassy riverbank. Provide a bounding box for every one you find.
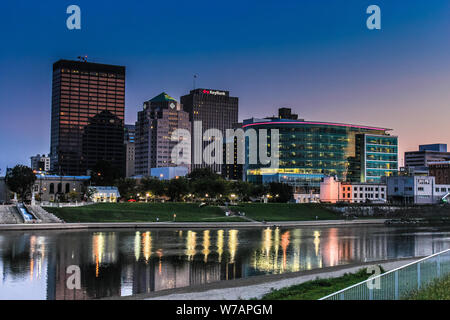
[231,203,339,221]
[406,274,450,300]
[260,268,379,300]
[44,203,339,223]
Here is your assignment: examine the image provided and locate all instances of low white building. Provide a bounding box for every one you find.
[320,176,387,204]
[387,175,450,204]
[294,193,320,203]
[89,186,120,203]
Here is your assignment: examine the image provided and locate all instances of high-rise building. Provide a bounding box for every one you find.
[124,124,136,143]
[124,124,136,177]
[222,123,244,180]
[135,93,191,176]
[30,154,51,172]
[181,89,239,173]
[50,60,126,176]
[244,109,398,193]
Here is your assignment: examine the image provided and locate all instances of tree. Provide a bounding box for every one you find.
[5,165,36,201]
[229,180,253,200]
[115,178,137,200]
[68,191,80,202]
[139,177,165,197]
[167,177,189,202]
[250,184,269,199]
[187,168,220,181]
[268,182,293,203]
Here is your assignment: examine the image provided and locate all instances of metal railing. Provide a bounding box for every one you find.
[320,249,450,300]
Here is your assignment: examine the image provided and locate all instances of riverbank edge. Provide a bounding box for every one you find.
[106,257,421,300]
[0,218,387,231]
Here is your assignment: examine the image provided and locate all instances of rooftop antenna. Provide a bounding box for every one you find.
[77,55,88,62]
[193,74,198,90]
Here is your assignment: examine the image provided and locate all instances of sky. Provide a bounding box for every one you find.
[0,0,449,173]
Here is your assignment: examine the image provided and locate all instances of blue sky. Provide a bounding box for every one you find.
[0,0,449,172]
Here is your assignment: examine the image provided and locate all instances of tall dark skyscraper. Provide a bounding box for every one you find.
[50,60,126,176]
[181,89,239,173]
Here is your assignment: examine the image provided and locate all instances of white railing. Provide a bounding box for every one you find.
[320,249,450,300]
[40,201,95,208]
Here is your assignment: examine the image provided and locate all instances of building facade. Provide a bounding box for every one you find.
[150,166,189,180]
[135,93,191,176]
[387,175,450,204]
[181,88,239,173]
[89,186,120,203]
[320,176,387,204]
[244,109,398,193]
[124,124,136,177]
[50,60,125,176]
[222,123,244,180]
[405,144,450,169]
[32,174,90,202]
[30,154,51,172]
[429,161,450,184]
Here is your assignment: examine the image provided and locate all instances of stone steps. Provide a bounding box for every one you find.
[0,205,23,224]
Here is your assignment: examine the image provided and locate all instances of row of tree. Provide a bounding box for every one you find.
[116,168,293,203]
[4,165,294,203]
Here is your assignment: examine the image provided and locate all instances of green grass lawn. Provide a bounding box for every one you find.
[260,268,378,300]
[44,202,342,223]
[232,203,339,221]
[405,274,450,300]
[44,203,246,223]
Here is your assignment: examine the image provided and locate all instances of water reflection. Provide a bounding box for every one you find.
[0,225,449,300]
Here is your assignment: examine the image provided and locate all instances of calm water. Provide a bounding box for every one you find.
[1,225,450,300]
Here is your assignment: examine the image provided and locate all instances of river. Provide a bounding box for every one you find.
[0,224,449,300]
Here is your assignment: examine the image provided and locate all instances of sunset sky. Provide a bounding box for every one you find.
[0,0,449,172]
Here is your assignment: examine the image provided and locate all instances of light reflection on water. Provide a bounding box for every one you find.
[0,225,450,300]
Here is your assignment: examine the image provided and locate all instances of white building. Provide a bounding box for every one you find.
[320,176,387,204]
[30,154,51,172]
[293,193,320,203]
[89,186,120,203]
[387,175,450,204]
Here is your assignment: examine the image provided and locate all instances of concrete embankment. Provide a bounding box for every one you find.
[0,218,387,231]
[0,205,23,224]
[115,257,418,300]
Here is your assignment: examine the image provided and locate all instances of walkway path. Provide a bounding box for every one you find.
[0,218,386,231]
[114,257,419,300]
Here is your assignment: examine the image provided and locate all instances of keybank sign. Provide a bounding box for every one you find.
[202,89,226,96]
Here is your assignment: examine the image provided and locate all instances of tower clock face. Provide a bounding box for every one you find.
[170,103,176,109]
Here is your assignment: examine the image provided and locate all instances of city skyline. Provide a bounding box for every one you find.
[1,0,450,171]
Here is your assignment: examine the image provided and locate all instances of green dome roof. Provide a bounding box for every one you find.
[150,92,177,103]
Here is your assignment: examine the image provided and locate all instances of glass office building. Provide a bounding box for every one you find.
[243,111,398,192]
[50,60,126,176]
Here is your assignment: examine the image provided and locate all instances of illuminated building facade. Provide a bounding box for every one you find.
[222,122,244,180]
[135,93,191,176]
[124,124,136,177]
[243,109,398,192]
[181,88,239,173]
[50,60,126,176]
